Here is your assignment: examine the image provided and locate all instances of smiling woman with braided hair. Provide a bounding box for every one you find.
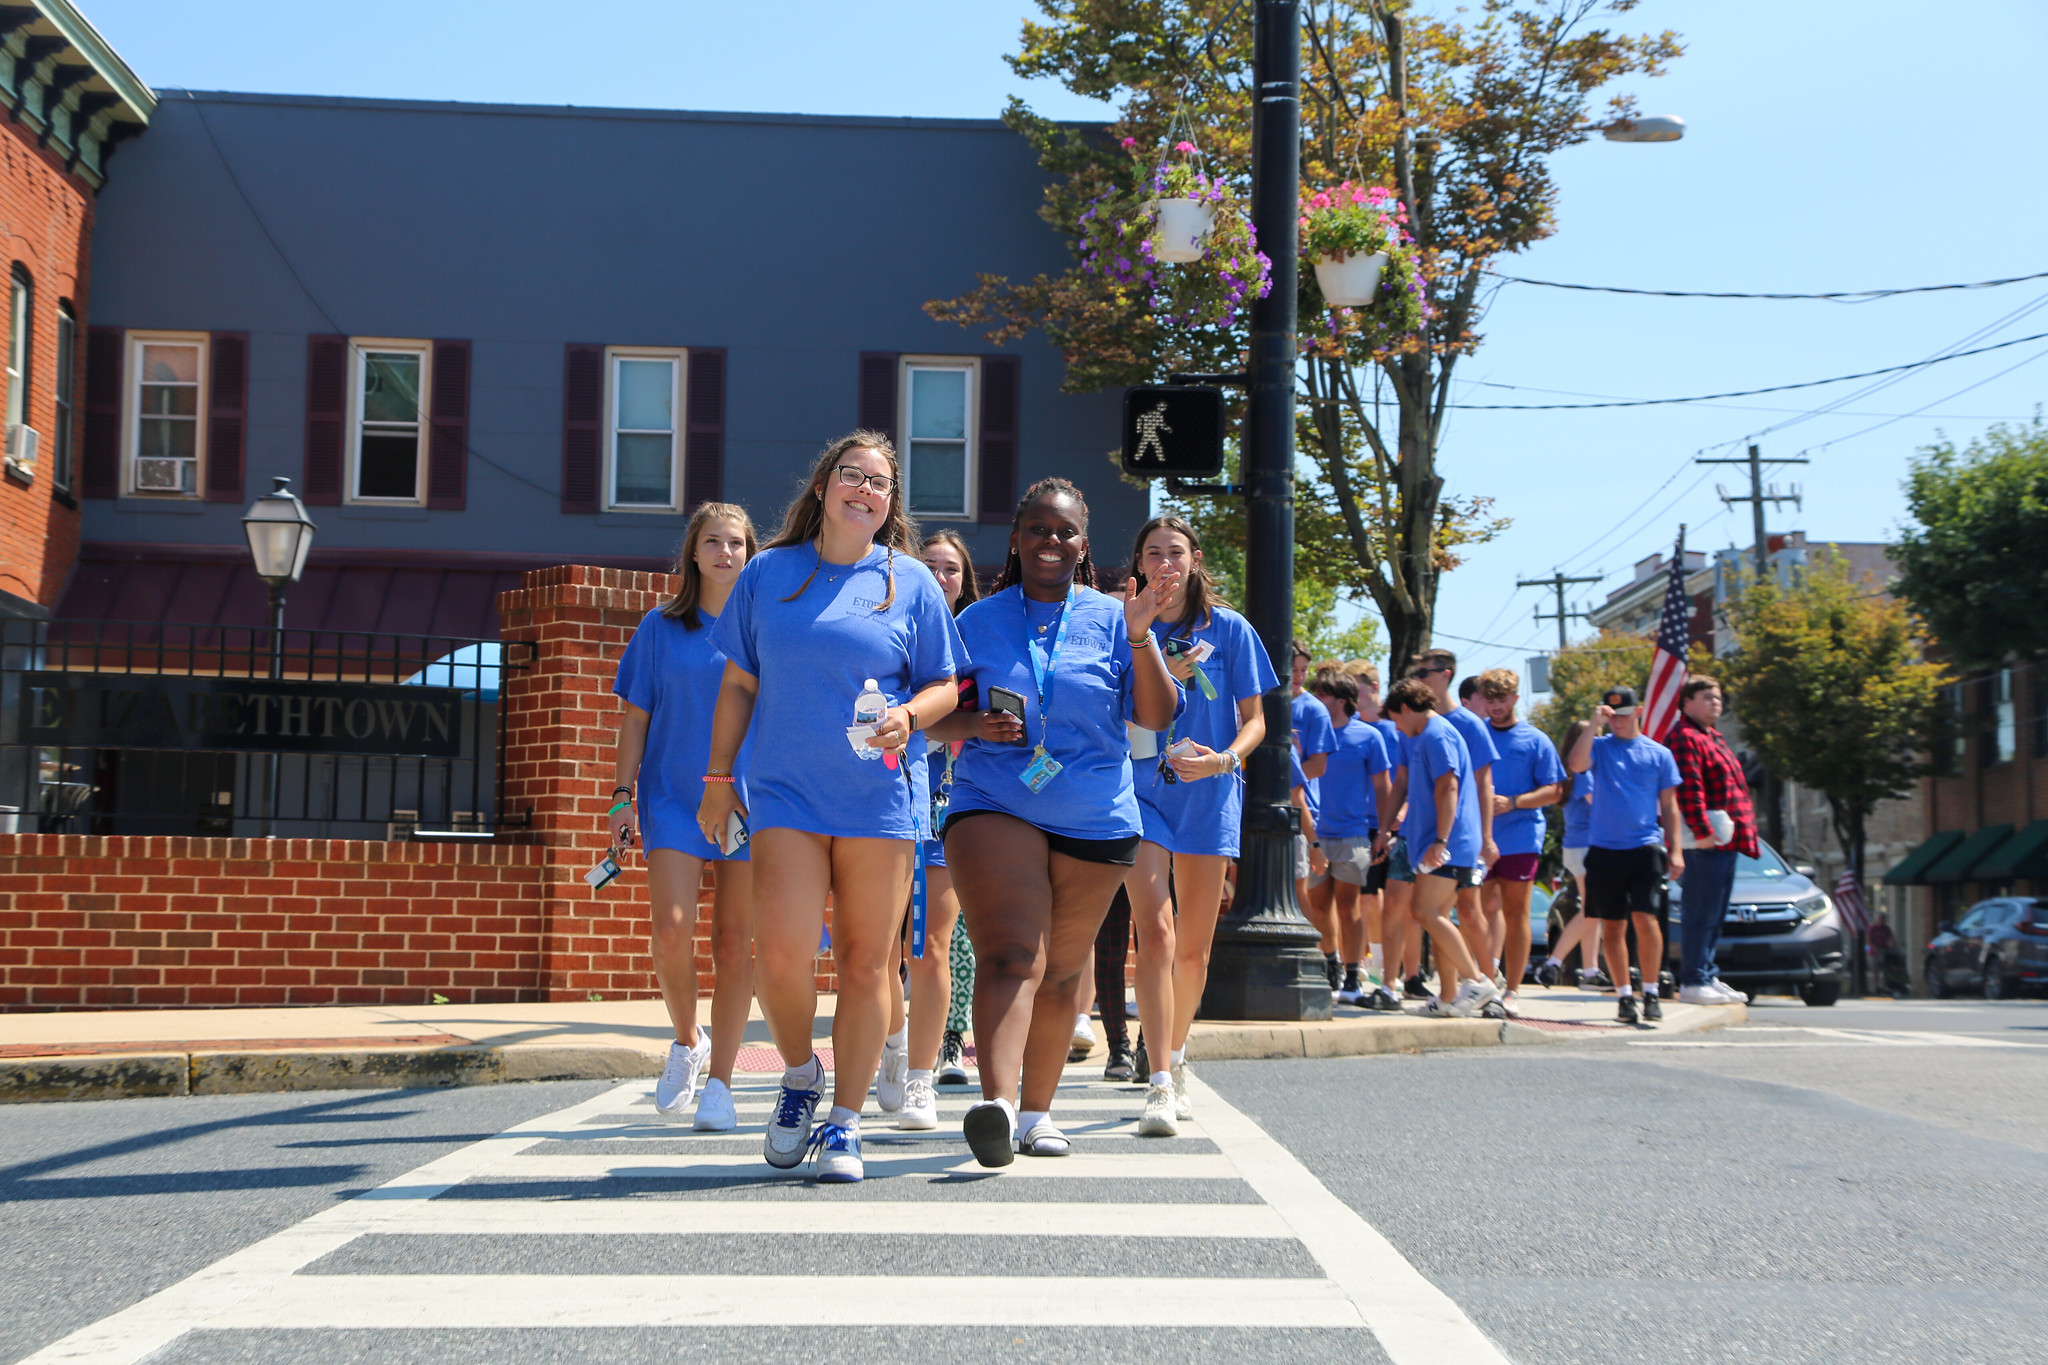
[926,478,1183,1165]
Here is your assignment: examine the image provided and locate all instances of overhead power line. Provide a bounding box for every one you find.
[1444,331,2048,410]
[1488,268,2048,301]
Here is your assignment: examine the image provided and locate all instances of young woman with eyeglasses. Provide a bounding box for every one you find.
[697,433,965,1183]
[1125,515,1278,1137]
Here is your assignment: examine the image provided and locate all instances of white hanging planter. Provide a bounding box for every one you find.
[1314,250,1389,307]
[1152,197,1215,263]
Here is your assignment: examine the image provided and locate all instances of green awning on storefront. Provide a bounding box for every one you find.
[1924,824,2013,885]
[1883,830,1964,886]
[1974,819,2048,881]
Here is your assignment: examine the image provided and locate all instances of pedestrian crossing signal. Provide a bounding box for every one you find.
[1121,385,1226,479]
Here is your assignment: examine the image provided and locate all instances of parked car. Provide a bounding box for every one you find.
[1668,840,1847,1006]
[1925,898,2048,999]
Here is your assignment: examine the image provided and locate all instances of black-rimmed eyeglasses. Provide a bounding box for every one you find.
[835,465,896,496]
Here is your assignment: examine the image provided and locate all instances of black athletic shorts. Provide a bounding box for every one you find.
[1363,837,1390,894]
[1583,844,1665,920]
[943,808,1141,867]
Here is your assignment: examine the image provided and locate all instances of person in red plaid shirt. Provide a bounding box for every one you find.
[1664,676,1756,1005]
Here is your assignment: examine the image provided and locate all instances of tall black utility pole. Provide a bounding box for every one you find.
[1200,0,1329,1021]
[1699,443,1807,583]
[1518,571,1603,652]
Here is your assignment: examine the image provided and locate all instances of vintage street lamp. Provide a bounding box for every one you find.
[1601,114,1686,142]
[241,476,316,834]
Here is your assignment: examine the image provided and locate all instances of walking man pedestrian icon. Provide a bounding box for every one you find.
[1134,403,1172,464]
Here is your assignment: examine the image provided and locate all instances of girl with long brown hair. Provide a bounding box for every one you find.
[1125,514,1278,1137]
[696,432,964,1183]
[608,502,759,1130]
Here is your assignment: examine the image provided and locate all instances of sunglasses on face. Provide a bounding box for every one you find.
[834,465,896,496]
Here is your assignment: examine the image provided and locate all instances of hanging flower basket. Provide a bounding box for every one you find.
[1077,140,1273,332]
[1300,182,1429,351]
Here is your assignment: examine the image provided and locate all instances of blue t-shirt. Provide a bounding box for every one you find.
[613,606,754,861]
[1317,717,1391,839]
[1586,733,1682,850]
[1400,713,1480,867]
[1444,705,1499,770]
[712,542,965,840]
[1486,720,1566,858]
[946,586,1181,842]
[1136,605,1281,857]
[1291,690,1337,816]
[1562,781,1592,848]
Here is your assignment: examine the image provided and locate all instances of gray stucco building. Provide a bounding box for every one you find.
[64,90,1135,634]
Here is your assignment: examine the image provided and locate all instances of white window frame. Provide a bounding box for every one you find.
[603,346,686,512]
[122,331,209,498]
[899,356,978,520]
[347,337,432,505]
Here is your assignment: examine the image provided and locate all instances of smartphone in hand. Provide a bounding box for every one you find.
[986,686,1030,745]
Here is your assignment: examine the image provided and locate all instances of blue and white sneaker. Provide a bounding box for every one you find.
[808,1121,864,1183]
[763,1072,823,1170]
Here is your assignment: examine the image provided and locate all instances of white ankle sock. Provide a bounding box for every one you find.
[908,1068,933,1084]
[1018,1109,1047,1133]
[827,1106,860,1129]
[885,1027,907,1051]
[1169,1047,1186,1066]
[782,1055,823,1089]
[1150,1070,1173,1088]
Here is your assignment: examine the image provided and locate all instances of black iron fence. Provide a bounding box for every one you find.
[0,618,534,839]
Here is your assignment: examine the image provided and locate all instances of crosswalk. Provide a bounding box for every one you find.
[24,1068,1512,1364]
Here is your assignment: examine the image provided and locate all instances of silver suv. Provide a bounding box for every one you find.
[1667,841,1848,1006]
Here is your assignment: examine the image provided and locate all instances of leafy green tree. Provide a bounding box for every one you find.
[929,0,1680,667]
[1893,417,2048,666]
[1719,555,1948,884]
[1528,629,1654,749]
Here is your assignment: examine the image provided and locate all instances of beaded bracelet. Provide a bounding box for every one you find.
[702,774,736,784]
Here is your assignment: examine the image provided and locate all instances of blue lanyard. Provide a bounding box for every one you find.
[1024,585,1076,731]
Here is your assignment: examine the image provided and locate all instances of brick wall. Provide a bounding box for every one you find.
[0,116,92,612]
[0,564,844,1011]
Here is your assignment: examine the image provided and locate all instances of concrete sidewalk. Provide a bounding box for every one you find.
[0,985,1743,1102]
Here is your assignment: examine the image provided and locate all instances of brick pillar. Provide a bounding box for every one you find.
[499,565,678,1000]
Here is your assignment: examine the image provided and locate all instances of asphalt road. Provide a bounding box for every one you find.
[4,997,2044,1364]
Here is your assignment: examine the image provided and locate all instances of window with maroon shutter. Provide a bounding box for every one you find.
[427,338,470,510]
[79,325,123,499]
[561,342,603,513]
[977,353,1020,523]
[203,331,248,503]
[302,334,347,504]
[684,347,726,511]
[857,351,899,445]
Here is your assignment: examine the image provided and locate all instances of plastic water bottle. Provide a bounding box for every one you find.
[854,678,887,762]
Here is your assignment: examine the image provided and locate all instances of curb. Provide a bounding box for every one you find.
[0,1002,1746,1103]
[0,1044,660,1103]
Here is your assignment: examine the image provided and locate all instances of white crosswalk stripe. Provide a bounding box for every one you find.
[22,1064,1511,1365]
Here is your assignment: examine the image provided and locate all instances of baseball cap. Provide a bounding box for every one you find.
[1602,685,1639,716]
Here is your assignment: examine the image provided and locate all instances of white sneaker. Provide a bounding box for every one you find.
[653,1031,710,1117]
[1710,981,1748,1004]
[763,1066,823,1170]
[1677,984,1720,1005]
[876,1037,908,1113]
[692,1076,736,1132]
[1450,978,1499,1017]
[897,1077,938,1130]
[1418,996,1458,1018]
[1138,1083,1180,1137]
[1070,1014,1097,1061]
[1170,1060,1193,1120]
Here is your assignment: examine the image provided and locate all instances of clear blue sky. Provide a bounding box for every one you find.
[82,1,2048,686]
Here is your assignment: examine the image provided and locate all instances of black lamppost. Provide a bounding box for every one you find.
[242,475,316,834]
[1198,0,1330,1021]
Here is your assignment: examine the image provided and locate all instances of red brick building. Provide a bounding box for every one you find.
[0,2,150,620]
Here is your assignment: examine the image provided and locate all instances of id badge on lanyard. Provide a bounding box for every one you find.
[1018,587,1074,796]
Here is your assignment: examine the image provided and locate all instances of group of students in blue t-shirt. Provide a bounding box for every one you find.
[609,433,1279,1183]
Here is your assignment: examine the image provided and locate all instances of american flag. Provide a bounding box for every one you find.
[1640,533,1690,743]
[1832,871,1871,935]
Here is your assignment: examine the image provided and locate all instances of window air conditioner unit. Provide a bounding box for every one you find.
[4,423,36,478]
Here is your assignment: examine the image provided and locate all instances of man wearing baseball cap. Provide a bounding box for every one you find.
[1565,684,1685,1025]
